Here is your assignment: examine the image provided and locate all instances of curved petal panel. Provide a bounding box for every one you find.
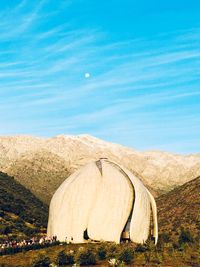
[87,160,133,243]
[47,162,101,242]
[119,167,155,244]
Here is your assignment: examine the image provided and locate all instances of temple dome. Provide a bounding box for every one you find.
[47,159,158,244]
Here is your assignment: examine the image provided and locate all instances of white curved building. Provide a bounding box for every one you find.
[47,159,158,244]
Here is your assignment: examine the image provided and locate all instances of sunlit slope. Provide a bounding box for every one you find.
[0,135,199,203]
[157,176,200,237]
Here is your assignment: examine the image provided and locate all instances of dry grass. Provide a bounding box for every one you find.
[0,242,199,267]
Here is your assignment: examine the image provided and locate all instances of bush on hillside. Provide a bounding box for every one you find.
[32,254,51,267]
[57,250,74,266]
[159,232,171,243]
[179,229,194,244]
[97,244,107,260]
[135,244,147,252]
[76,248,97,265]
[107,243,119,258]
[0,225,12,235]
[118,247,134,264]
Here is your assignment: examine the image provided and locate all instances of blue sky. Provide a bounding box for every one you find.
[0,0,200,154]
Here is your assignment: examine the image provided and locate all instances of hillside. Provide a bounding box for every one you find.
[5,150,70,205]
[0,172,48,241]
[157,176,200,239]
[0,176,199,266]
[0,134,200,203]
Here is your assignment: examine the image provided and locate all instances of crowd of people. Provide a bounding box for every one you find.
[0,235,58,255]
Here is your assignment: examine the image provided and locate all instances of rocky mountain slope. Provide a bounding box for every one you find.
[157,176,200,238]
[0,134,200,203]
[0,172,48,241]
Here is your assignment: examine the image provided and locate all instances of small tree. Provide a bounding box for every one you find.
[144,251,151,267]
[160,232,171,243]
[76,248,96,265]
[135,244,147,252]
[57,251,67,266]
[57,250,74,266]
[108,243,118,258]
[0,225,12,235]
[118,247,134,264]
[179,229,194,244]
[97,244,107,260]
[143,240,156,267]
[32,254,51,267]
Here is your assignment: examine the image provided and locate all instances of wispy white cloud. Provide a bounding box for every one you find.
[0,2,46,39]
[0,1,199,153]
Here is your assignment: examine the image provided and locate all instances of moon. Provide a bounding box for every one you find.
[84,72,90,78]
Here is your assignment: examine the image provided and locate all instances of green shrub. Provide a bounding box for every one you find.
[144,251,151,265]
[57,250,74,266]
[172,241,179,250]
[23,226,36,236]
[179,229,194,244]
[97,244,107,260]
[151,252,163,264]
[32,254,51,267]
[118,247,134,264]
[157,233,171,252]
[107,243,118,258]
[159,232,171,243]
[135,244,147,252]
[0,210,5,217]
[145,239,156,251]
[76,248,97,265]
[65,252,75,265]
[57,251,67,266]
[0,225,12,235]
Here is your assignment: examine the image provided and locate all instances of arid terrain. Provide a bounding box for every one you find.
[157,176,200,237]
[0,136,199,266]
[0,135,200,203]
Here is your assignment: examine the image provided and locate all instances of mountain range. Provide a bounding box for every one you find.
[0,134,200,204]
